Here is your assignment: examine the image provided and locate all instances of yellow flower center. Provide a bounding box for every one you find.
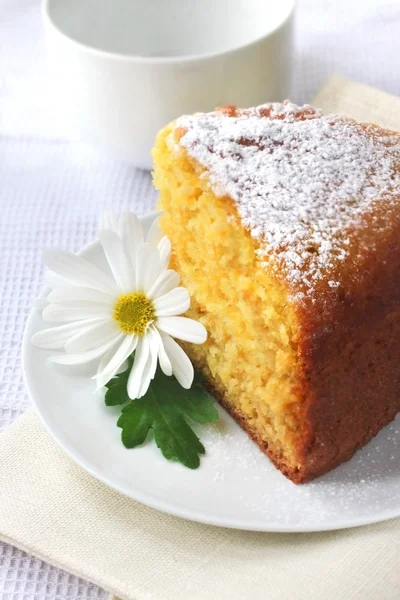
[113,292,155,336]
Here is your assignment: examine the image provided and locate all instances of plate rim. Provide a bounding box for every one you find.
[21,211,400,533]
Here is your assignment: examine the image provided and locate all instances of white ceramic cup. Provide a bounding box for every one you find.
[43,0,295,170]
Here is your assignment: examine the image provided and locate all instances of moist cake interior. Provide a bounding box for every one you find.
[152,102,400,482]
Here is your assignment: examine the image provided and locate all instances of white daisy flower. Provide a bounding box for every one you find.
[32,213,207,399]
[99,210,165,247]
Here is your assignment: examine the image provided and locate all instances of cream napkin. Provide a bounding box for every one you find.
[312,75,400,130]
[2,77,400,600]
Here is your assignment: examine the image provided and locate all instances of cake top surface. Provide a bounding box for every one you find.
[172,102,400,299]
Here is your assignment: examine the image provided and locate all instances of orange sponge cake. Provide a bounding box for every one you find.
[152,102,400,483]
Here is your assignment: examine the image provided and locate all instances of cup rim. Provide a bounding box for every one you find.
[42,0,295,65]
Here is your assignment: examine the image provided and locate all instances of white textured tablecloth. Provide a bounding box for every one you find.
[1,0,400,598]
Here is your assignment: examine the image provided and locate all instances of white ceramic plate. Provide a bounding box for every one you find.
[22,212,400,532]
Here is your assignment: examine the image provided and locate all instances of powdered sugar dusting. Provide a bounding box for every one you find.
[201,409,400,528]
[174,102,400,296]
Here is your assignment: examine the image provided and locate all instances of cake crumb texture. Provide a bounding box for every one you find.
[152,104,400,483]
[154,121,308,478]
[174,102,400,297]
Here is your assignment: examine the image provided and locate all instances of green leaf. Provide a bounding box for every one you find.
[104,357,133,406]
[173,384,217,425]
[111,364,218,469]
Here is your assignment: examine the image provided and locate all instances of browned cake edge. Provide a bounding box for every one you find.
[202,374,306,483]
[155,108,400,484]
[200,361,400,484]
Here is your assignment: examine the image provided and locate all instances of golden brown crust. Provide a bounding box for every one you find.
[175,102,400,312]
[155,104,400,484]
[194,184,400,483]
[294,218,400,482]
[203,345,400,484]
[203,376,304,482]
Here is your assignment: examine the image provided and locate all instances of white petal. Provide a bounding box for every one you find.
[137,353,152,398]
[135,243,160,291]
[120,212,144,243]
[152,326,172,376]
[117,359,129,374]
[121,212,144,264]
[137,327,159,397]
[154,287,190,317]
[143,250,162,294]
[34,297,49,310]
[48,286,114,305]
[147,270,180,300]
[43,302,111,323]
[158,236,171,270]
[95,334,137,389]
[49,336,123,365]
[99,230,135,291]
[146,216,164,247]
[160,333,194,389]
[95,336,128,379]
[46,270,76,289]
[32,319,104,349]
[127,336,150,399]
[43,249,118,294]
[65,320,119,353]
[98,211,120,235]
[156,316,207,344]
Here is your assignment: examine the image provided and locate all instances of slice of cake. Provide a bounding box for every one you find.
[152,102,400,483]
